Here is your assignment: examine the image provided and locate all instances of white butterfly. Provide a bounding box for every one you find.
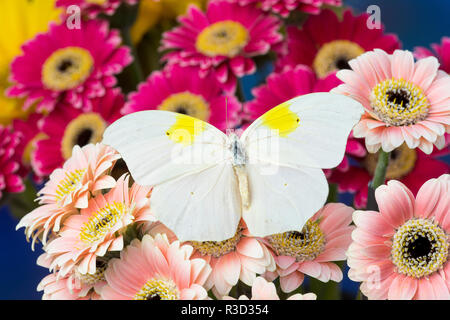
[103,92,363,242]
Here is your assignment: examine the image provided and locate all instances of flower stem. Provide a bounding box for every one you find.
[371,150,390,190]
[366,150,390,211]
[120,27,144,91]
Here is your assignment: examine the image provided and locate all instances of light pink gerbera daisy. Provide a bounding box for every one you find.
[56,0,139,18]
[7,20,132,113]
[16,143,119,247]
[33,88,124,177]
[161,0,282,93]
[189,221,275,298]
[44,174,154,277]
[229,0,341,17]
[347,174,450,300]
[223,276,317,300]
[263,203,354,293]
[243,65,365,173]
[0,126,24,200]
[101,234,212,300]
[415,37,450,74]
[276,9,400,78]
[332,49,450,154]
[123,65,241,131]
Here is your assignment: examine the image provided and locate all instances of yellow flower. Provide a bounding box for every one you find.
[0,0,61,125]
[131,0,208,45]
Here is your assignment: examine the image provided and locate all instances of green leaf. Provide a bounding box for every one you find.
[6,179,39,221]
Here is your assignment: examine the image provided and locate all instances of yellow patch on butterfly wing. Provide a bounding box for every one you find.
[165,113,207,146]
[261,101,300,137]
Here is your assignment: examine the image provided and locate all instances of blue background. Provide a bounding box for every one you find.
[1,0,450,299]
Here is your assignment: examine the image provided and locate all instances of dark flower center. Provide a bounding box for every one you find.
[335,57,351,70]
[76,128,93,147]
[146,294,162,300]
[58,59,74,73]
[386,89,410,110]
[407,235,433,260]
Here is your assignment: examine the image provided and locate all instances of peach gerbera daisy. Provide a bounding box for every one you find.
[16,143,120,247]
[347,174,450,300]
[101,234,211,300]
[37,252,108,300]
[44,174,154,277]
[223,277,317,300]
[189,221,275,298]
[263,203,354,293]
[332,49,450,154]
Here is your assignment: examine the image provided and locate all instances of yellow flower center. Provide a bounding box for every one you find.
[370,78,429,126]
[191,225,243,258]
[55,169,86,203]
[76,259,108,285]
[196,21,249,57]
[79,202,126,245]
[22,133,47,166]
[42,46,94,91]
[313,40,365,78]
[267,220,326,262]
[158,92,210,121]
[134,278,180,300]
[61,113,106,160]
[391,218,448,278]
[364,143,417,180]
[86,0,108,5]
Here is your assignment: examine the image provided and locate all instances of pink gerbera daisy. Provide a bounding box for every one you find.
[33,88,124,177]
[44,174,154,277]
[56,0,139,18]
[101,234,212,300]
[0,126,24,200]
[415,37,450,74]
[332,49,450,154]
[263,203,354,293]
[7,20,132,113]
[189,221,275,298]
[123,65,241,131]
[223,276,317,300]
[229,0,341,17]
[329,140,450,209]
[243,65,366,173]
[161,0,282,93]
[276,9,400,78]
[16,143,119,246]
[347,175,450,300]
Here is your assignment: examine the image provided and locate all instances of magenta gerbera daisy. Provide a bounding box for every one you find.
[123,65,241,131]
[101,234,212,300]
[333,49,450,154]
[33,88,124,177]
[276,9,401,78]
[12,113,45,179]
[0,126,24,200]
[56,0,138,19]
[415,37,450,74]
[229,0,342,17]
[262,203,354,293]
[161,0,282,93]
[329,140,450,209]
[7,20,132,113]
[347,175,450,300]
